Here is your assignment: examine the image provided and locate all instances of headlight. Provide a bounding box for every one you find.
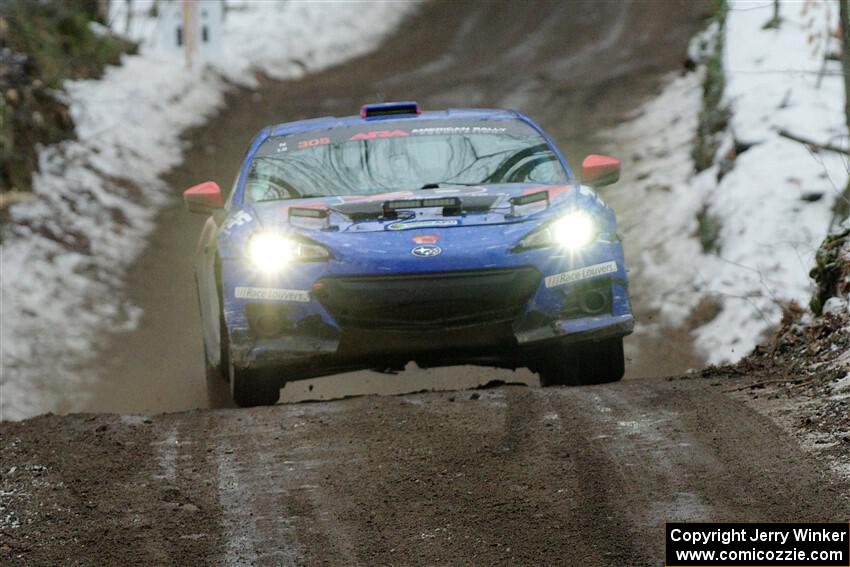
[248,232,329,274]
[551,211,596,250]
[518,210,597,251]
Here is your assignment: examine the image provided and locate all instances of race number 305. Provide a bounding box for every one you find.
[665,522,850,567]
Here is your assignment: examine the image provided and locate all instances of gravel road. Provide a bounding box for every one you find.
[3,379,848,565]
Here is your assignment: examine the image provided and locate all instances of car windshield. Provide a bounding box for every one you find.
[244,119,569,202]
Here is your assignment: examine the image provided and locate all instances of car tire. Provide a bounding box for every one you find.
[538,338,625,386]
[229,363,281,407]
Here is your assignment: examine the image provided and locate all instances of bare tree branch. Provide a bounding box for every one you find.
[778,129,849,154]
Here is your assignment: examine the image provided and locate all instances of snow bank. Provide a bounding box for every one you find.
[0,1,418,420]
[607,0,848,365]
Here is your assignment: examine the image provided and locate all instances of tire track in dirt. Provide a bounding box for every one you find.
[531,391,657,563]
[206,411,303,566]
[544,381,850,555]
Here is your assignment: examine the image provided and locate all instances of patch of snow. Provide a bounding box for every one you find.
[832,461,850,482]
[823,297,849,316]
[833,373,850,394]
[0,1,419,421]
[153,426,179,482]
[119,414,151,426]
[605,1,847,364]
[837,347,850,370]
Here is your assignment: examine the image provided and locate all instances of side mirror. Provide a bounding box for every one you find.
[183,181,223,214]
[581,155,620,187]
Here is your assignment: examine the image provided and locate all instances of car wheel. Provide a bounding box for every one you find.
[538,338,625,386]
[229,362,280,407]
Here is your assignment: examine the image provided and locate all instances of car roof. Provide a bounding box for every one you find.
[267,108,521,137]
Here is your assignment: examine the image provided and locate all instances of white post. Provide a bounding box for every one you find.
[182,0,196,69]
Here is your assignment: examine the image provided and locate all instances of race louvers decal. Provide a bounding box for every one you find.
[544,261,617,288]
[235,287,310,302]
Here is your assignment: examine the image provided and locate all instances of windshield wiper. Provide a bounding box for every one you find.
[296,193,331,199]
[419,182,482,190]
[254,193,331,203]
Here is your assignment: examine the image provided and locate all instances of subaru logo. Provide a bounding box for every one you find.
[411,245,442,258]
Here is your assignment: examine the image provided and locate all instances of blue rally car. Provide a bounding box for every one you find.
[184,102,633,406]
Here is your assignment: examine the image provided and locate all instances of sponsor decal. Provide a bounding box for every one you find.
[234,287,310,302]
[276,141,288,152]
[411,245,442,258]
[297,137,330,149]
[223,211,252,233]
[387,219,459,231]
[350,130,409,140]
[544,261,617,288]
[411,126,507,135]
[412,234,439,244]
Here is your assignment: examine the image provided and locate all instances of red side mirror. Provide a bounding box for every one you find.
[183,181,223,214]
[581,155,621,187]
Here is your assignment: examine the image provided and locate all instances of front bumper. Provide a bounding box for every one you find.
[230,313,635,371]
[225,260,634,372]
[515,313,634,345]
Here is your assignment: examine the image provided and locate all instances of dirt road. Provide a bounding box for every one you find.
[3,378,848,566]
[69,0,710,416]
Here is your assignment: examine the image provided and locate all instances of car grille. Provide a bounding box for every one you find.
[313,268,541,330]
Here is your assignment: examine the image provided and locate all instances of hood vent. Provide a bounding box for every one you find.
[330,195,500,221]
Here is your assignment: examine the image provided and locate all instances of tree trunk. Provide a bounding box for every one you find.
[841,1,850,134]
[125,0,132,35]
[835,0,850,222]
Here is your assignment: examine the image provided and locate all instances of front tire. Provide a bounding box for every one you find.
[229,363,280,407]
[538,338,625,386]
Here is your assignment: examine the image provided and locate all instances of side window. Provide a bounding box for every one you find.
[524,156,566,184]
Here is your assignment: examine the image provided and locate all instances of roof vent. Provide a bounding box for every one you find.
[360,101,421,119]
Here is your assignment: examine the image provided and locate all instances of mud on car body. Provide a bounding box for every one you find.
[184,102,633,406]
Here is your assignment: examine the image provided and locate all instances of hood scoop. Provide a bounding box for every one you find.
[287,205,331,229]
[508,189,550,216]
[331,194,501,221]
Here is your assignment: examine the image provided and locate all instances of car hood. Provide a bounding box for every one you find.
[218,183,616,262]
[249,183,580,233]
